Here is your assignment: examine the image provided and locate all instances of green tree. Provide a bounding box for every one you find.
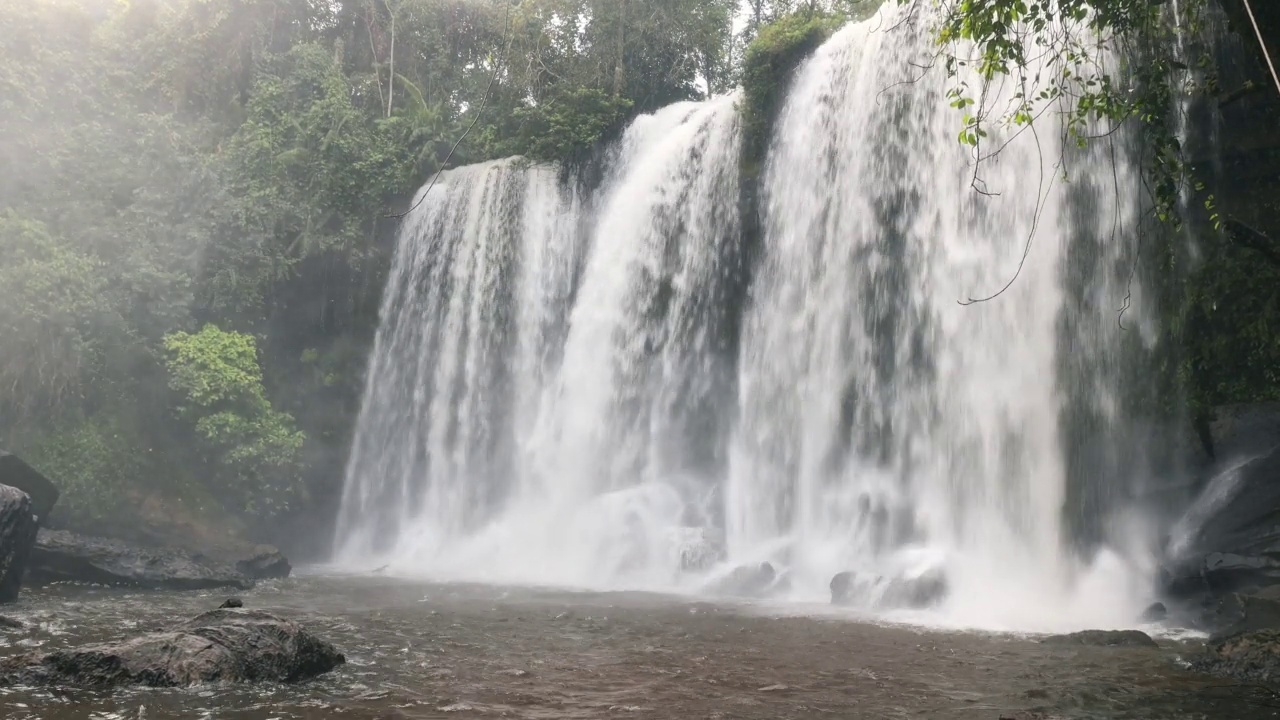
[164,325,306,519]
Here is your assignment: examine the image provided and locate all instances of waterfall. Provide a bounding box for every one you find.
[336,6,1161,630]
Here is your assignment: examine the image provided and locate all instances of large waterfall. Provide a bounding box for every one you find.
[335,7,1162,631]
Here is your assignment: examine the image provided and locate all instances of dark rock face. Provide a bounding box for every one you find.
[0,485,37,603]
[1194,629,1280,684]
[235,546,291,580]
[1198,592,1280,641]
[1162,447,1280,599]
[1041,630,1158,648]
[0,452,59,523]
[0,609,344,687]
[29,529,254,591]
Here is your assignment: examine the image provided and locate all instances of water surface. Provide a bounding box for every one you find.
[0,573,1267,719]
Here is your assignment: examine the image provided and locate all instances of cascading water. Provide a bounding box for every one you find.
[728,10,1154,630]
[337,96,745,587]
[336,6,1163,630]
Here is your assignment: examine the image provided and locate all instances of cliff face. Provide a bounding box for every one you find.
[1211,0,1280,239]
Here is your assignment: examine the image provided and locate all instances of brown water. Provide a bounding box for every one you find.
[0,573,1269,719]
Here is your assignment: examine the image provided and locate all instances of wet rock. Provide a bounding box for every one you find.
[0,609,344,687]
[0,451,59,523]
[0,616,24,630]
[1162,445,1280,599]
[29,529,254,591]
[1041,630,1158,648]
[878,568,948,609]
[1141,602,1168,622]
[1199,592,1280,640]
[711,562,778,598]
[1193,629,1280,683]
[219,598,244,609]
[0,485,37,603]
[235,545,291,580]
[830,571,856,605]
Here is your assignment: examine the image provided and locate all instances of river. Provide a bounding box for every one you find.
[0,573,1265,719]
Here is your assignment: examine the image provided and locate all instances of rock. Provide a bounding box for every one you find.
[1197,592,1280,640]
[1161,445,1280,599]
[0,452,59,523]
[830,571,858,605]
[1193,629,1280,684]
[1140,602,1168,622]
[219,598,244,609]
[711,562,779,598]
[28,529,254,591]
[235,545,291,580]
[877,568,948,609]
[0,485,37,603]
[1041,630,1158,648]
[0,609,343,687]
[0,616,24,630]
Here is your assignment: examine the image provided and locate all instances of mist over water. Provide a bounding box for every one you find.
[336,7,1163,632]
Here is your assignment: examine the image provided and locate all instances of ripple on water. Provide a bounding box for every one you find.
[0,575,1265,720]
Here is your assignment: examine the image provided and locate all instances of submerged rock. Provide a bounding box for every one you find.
[0,609,343,687]
[0,452,59,523]
[0,485,37,603]
[29,529,254,591]
[1041,630,1158,648]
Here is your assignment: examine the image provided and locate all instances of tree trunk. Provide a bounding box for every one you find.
[386,1,396,118]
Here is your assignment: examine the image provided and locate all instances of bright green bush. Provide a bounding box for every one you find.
[164,325,306,519]
[740,11,846,171]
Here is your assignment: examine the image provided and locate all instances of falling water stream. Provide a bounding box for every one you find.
[335,6,1166,633]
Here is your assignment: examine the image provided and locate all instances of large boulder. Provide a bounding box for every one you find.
[0,609,344,687]
[877,568,948,609]
[830,571,860,606]
[710,562,781,598]
[1161,447,1280,598]
[0,486,37,602]
[0,452,59,523]
[29,529,254,591]
[234,545,292,580]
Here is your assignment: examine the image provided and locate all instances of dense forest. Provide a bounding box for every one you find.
[0,0,876,551]
[1,0,1277,554]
